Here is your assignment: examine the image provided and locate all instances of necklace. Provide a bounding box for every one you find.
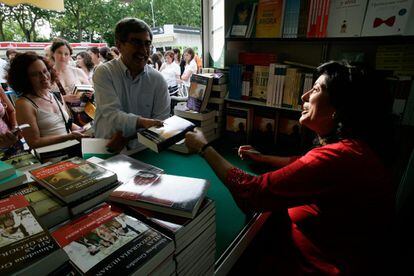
[35,93,53,104]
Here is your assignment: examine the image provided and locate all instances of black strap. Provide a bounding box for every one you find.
[53,93,72,134]
[21,95,39,108]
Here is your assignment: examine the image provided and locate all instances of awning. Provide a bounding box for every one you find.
[1,0,64,11]
[153,34,175,44]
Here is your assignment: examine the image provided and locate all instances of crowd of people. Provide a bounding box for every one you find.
[0,18,202,153]
[0,16,396,275]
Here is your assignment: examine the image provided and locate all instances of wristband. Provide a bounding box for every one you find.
[199,143,211,156]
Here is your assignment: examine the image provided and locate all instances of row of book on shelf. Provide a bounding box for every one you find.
[230,0,414,39]
[0,150,214,275]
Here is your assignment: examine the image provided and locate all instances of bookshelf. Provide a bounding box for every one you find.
[225,98,302,113]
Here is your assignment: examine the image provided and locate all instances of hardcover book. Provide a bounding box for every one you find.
[0,195,68,275]
[29,157,117,203]
[326,0,368,37]
[109,173,210,219]
[2,150,41,171]
[0,160,15,179]
[174,102,216,121]
[361,0,414,36]
[186,73,214,112]
[51,204,174,275]
[255,0,285,38]
[0,170,27,193]
[0,182,69,229]
[98,154,164,184]
[230,2,257,37]
[225,104,254,146]
[137,115,195,153]
[33,139,81,163]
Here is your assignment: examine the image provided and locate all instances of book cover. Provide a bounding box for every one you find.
[327,0,368,37]
[255,0,285,38]
[225,104,254,146]
[252,109,278,151]
[230,2,257,37]
[2,151,40,171]
[109,173,210,219]
[361,0,414,36]
[277,116,302,154]
[51,204,174,275]
[252,65,270,100]
[0,170,27,193]
[98,154,163,184]
[81,138,115,160]
[186,74,214,112]
[137,115,195,153]
[0,160,15,180]
[0,182,69,229]
[0,195,68,275]
[29,157,117,203]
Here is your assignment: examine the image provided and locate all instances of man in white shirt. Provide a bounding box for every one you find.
[94,18,170,151]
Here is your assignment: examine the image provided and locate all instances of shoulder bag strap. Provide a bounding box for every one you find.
[52,93,71,134]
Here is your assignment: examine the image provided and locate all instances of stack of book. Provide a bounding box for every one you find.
[0,195,68,275]
[51,203,175,275]
[129,198,216,275]
[28,157,120,216]
[0,160,27,193]
[171,103,217,154]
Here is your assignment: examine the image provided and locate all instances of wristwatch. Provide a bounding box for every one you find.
[198,143,211,156]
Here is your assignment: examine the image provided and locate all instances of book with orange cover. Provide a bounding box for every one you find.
[255,0,285,38]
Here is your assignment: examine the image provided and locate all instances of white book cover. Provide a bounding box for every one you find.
[361,0,414,36]
[327,0,368,37]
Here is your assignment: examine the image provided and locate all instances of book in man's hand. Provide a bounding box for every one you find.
[0,195,68,275]
[51,203,174,275]
[109,173,210,219]
[137,115,195,153]
[29,157,117,204]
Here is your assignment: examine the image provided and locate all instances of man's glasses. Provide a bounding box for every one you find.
[125,38,152,48]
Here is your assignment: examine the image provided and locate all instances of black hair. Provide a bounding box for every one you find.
[317,60,393,164]
[51,37,73,55]
[76,51,94,72]
[115,18,153,43]
[99,47,114,62]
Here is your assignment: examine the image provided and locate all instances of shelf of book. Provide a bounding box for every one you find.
[225,98,302,113]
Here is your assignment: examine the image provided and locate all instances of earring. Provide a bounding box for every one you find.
[331,112,337,120]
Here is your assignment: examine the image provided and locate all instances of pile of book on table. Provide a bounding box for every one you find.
[0,156,177,275]
[98,154,216,275]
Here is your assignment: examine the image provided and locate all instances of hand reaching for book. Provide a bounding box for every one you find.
[70,131,90,141]
[185,128,208,153]
[138,117,164,129]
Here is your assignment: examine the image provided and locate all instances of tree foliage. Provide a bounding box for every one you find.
[0,0,201,44]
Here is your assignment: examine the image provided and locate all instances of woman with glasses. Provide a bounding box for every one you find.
[7,52,87,149]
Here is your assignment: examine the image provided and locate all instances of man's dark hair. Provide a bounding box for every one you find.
[115,18,153,43]
[7,52,58,96]
[51,37,73,55]
[87,46,100,56]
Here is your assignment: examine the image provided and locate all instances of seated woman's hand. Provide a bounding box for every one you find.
[185,128,208,154]
[70,131,89,141]
[238,145,263,162]
[139,117,164,129]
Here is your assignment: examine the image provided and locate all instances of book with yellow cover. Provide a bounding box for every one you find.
[255,0,285,38]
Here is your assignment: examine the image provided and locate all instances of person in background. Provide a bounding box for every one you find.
[194,53,203,73]
[185,61,394,275]
[87,47,102,71]
[7,52,87,149]
[76,51,95,83]
[99,47,114,63]
[180,47,197,94]
[160,50,180,92]
[173,48,184,75]
[110,46,120,59]
[150,52,162,71]
[51,38,90,103]
[93,17,170,152]
[6,49,17,62]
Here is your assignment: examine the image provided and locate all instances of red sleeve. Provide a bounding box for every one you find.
[225,146,347,212]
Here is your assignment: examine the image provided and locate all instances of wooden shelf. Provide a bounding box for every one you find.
[226,35,414,44]
[225,98,302,113]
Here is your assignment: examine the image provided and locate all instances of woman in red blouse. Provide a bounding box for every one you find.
[185,61,394,275]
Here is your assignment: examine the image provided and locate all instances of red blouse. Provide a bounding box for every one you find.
[226,139,394,275]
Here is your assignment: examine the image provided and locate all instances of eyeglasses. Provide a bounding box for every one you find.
[125,38,152,48]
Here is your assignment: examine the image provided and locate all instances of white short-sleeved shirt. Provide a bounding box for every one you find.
[182,59,197,87]
[161,62,181,87]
